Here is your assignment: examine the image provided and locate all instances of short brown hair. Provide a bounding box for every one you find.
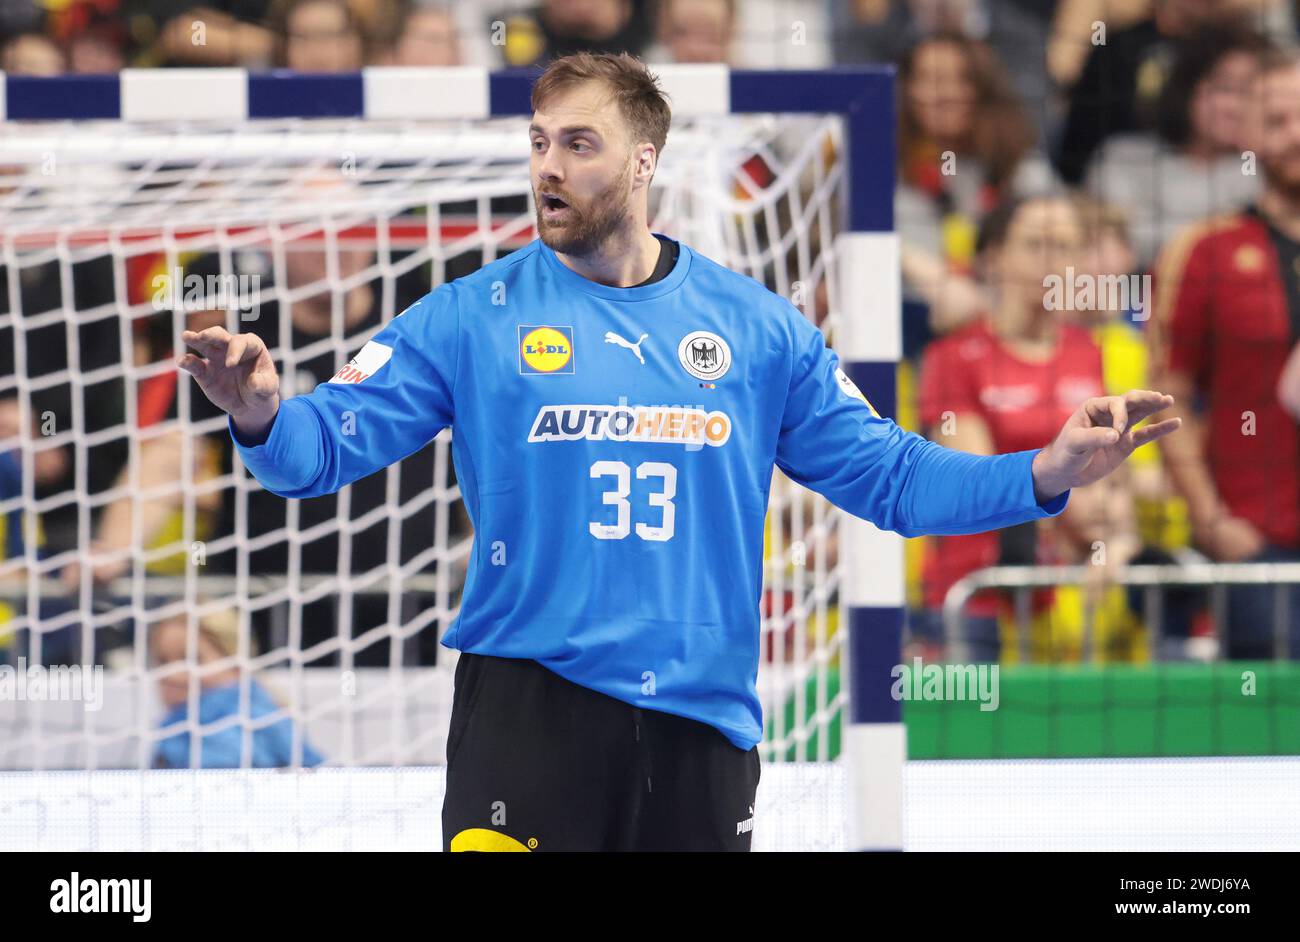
[531,52,672,158]
[1255,44,1300,80]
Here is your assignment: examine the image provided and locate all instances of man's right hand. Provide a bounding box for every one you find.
[178,326,281,439]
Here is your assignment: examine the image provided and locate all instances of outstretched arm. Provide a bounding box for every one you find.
[179,285,460,499]
[776,312,1180,537]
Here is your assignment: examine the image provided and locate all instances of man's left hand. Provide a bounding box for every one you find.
[1032,390,1182,503]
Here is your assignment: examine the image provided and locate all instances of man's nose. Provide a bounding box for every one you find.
[536,145,564,182]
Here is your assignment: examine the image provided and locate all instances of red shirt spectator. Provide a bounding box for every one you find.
[1149,208,1300,549]
[919,319,1105,613]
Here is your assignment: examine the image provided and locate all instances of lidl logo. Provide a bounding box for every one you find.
[519,325,574,375]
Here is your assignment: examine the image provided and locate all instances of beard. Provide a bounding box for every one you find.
[1265,154,1300,204]
[534,162,633,256]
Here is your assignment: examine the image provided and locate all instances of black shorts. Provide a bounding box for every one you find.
[442,652,761,852]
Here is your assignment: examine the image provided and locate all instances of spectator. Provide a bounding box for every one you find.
[0,32,65,74]
[650,0,734,64]
[981,0,1065,139]
[275,0,366,70]
[827,0,971,69]
[0,148,131,663]
[0,257,126,593]
[55,2,128,73]
[151,610,325,768]
[895,33,1055,336]
[1032,465,1206,662]
[1047,0,1153,92]
[64,176,459,669]
[1067,199,1152,425]
[1068,196,1147,337]
[41,0,133,68]
[150,3,277,67]
[1085,27,1267,269]
[214,235,444,666]
[1070,195,1191,552]
[1030,470,1149,663]
[1148,46,1300,659]
[915,194,1106,661]
[496,0,653,68]
[0,397,73,520]
[59,307,224,596]
[1052,0,1247,185]
[0,395,68,662]
[385,3,461,66]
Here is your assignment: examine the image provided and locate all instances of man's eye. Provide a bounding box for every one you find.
[531,139,546,151]
[571,141,590,153]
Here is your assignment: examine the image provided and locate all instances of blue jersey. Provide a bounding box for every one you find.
[232,238,1067,749]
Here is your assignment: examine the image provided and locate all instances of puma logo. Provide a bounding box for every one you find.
[604,330,648,365]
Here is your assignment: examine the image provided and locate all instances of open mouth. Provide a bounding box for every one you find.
[540,192,571,219]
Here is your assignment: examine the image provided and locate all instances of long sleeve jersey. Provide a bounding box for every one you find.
[232,238,1068,749]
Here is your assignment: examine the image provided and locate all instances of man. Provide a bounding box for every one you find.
[179,53,1179,851]
[1149,46,1300,660]
[653,0,734,64]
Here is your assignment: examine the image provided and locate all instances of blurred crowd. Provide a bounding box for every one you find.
[2,0,1300,726]
[0,0,746,73]
[880,0,1300,667]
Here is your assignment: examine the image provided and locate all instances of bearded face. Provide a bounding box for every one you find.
[1245,67,1300,200]
[534,158,634,256]
[529,81,651,259]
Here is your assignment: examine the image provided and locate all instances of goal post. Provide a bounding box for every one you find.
[0,64,901,851]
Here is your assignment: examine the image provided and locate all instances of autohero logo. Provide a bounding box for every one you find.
[50,872,151,922]
[528,404,732,448]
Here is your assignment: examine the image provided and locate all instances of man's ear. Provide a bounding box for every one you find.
[635,143,657,183]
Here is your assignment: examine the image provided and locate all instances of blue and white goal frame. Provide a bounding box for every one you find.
[0,64,904,851]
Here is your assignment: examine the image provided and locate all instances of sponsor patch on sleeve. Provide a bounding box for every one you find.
[835,367,879,416]
[329,340,393,384]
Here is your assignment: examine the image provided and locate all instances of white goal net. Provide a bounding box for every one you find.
[0,112,848,778]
